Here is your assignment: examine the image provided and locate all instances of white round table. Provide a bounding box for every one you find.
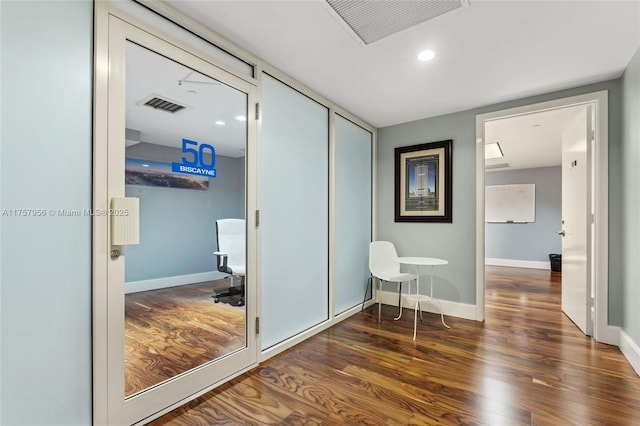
[397,257,450,339]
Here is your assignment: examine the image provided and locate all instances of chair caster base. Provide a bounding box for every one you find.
[212,295,244,307]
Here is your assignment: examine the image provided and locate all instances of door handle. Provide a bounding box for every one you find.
[557,230,566,236]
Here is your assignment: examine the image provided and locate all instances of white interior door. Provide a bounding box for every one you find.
[560,105,592,335]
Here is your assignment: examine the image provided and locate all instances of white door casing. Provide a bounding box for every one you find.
[475,90,613,345]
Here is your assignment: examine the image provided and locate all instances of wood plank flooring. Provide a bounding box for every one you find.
[149,266,640,425]
[125,280,246,396]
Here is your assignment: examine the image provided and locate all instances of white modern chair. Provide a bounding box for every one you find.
[363,241,416,323]
[213,218,246,306]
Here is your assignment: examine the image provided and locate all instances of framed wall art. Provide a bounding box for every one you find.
[395,140,452,223]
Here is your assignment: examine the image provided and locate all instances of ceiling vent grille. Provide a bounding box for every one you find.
[137,94,190,114]
[144,97,185,113]
[325,0,464,45]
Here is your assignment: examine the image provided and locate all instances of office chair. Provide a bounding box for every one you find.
[213,218,246,306]
[362,241,416,323]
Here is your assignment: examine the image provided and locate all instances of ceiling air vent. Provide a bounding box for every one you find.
[325,0,466,45]
[137,94,190,114]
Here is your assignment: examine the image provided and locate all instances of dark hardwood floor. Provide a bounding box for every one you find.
[149,266,640,425]
[125,280,245,396]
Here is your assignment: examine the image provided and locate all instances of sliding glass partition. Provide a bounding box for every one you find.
[334,116,373,314]
[260,73,329,349]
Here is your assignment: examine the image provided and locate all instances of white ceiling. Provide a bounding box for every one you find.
[126,42,248,157]
[167,0,640,128]
[129,1,638,167]
[484,104,586,172]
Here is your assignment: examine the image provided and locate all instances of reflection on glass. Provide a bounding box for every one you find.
[123,41,247,397]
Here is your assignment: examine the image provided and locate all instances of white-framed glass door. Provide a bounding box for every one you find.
[97,15,258,425]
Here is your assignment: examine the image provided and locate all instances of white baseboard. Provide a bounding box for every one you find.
[125,271,226,294]
[485,258,550,270]
[619,330,640,377]
[377,290,477,321]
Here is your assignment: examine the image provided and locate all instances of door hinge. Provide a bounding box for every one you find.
[255,102,260,120]
[255,317,260,335]
[591,213,595,224]
[255,209,260,227]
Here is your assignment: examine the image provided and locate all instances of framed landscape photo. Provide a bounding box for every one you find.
[395,140,452,223]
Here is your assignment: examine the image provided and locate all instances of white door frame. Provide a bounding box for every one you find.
[475,90,618,345]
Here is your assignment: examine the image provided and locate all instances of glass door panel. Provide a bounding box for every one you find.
[123,41,248,396]
[99,16,257,425]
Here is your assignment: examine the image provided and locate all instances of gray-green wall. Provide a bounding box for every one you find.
[378,79,623,321]
[621,47,640,346]
[0,1,93,424]
[485,166,562,263]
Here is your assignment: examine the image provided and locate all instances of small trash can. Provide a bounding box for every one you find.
[549,254,562,272]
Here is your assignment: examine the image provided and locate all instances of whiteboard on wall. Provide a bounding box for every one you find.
[485,184,535,223]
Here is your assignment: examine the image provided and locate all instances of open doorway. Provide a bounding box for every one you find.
[483,105,588,334]
[475,91,617,345]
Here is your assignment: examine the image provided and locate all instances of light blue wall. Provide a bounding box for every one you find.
[0,1,93,424]
[485,167,562,263]
[378,79,623,319]
[621,47,640,346]
[125,143,245,282]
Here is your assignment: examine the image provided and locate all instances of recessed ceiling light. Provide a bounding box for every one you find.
[215,120,226,126]
[417,50,436,62]
[235,115,246,122]
[485,142,504,160]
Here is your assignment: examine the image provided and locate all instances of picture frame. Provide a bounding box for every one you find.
[394,140,452,223]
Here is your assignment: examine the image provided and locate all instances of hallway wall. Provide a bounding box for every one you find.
[377,79,622,318]
[621,46,640,369]
[485,166,562,265]
[0,1,93,424]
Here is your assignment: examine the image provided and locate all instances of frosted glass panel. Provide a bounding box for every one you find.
[260,74,329,349]
[334,116,372,314]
